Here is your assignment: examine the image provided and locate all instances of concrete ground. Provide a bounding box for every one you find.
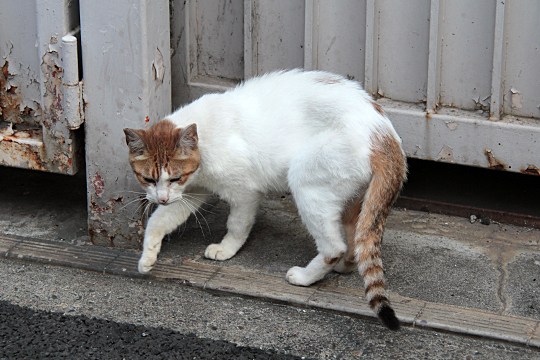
[2,258,539,360]
[0,165,539,358]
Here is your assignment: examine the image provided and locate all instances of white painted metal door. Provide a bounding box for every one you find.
[81,0,171,246]
[171,0,540,175]
[0,0,84,174]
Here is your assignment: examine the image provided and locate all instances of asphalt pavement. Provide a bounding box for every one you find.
[1,259,539,360]
[0,299,302,360]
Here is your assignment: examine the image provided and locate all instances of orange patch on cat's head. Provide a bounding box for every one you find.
[124,120,200,187]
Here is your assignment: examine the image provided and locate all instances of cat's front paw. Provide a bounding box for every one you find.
[204,243,236,261]
[138,256,156,274]
[286,266,312,286]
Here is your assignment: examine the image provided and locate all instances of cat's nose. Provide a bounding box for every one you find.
[158,196,169,204]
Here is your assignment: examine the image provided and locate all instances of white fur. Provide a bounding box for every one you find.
[138,70,401,284]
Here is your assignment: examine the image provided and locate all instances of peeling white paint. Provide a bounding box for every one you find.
[436,144,455,162]
[445,121,458,130]
[152,47,165,83]
[0,123,15,140]
[510,88,523,109]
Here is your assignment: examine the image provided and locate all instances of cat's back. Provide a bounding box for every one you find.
[171,69,397,156]
[232,69,367,103]
[225,69,390,137]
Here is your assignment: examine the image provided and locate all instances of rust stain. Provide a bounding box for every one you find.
[0,61,36,124]
[0,127,41,142]
[484,149,507,170]
[88,228,115,247]
[92,173,105,198]
[53,152,71,173]
[89,200,112,215]
[1,63,8,78]
[425,112,432,120]
[0,120,46,171]
[0,138,46,171]
[521,165,540,176]
[1,45,76,174]
[89,194,143,248]
[40,52,64,129]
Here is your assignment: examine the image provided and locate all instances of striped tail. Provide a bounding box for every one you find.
[354,131,407,330]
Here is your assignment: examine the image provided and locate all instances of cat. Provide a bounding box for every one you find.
[124,69,407,330]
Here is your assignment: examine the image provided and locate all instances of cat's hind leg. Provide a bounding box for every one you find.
[334,197,363,274]
[286,195,347,286]
[285,138,364,286]
[285,185,348,286]
[139,193,208,273]
[204,192,261,261]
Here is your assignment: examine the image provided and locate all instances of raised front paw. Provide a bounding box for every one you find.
[138,256,156,274]
[204,243,236,261]
[286,266,312,286]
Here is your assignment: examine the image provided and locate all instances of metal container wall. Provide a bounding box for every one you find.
[171,0,540,175]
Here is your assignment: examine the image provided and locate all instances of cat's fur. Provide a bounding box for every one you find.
[124,70,407,330]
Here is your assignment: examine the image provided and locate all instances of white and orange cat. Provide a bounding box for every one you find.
[124,70,407,330]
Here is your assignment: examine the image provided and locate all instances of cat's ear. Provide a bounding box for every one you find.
[178,123,198,150]
[123,128,146,156]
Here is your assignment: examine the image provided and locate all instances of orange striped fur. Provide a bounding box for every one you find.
[342,131,407,330]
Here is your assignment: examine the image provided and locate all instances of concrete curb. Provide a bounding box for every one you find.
[1,234,539,348]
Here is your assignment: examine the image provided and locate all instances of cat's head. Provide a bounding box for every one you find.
[123,120,200,205]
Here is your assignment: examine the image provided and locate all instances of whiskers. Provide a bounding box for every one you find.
[113,190,214,240]
[118,194,146,211]
[177,194,212,240]
[115,190,155,226]
[139,199,156,226]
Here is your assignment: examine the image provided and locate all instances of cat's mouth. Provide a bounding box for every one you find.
[150,196,183,206]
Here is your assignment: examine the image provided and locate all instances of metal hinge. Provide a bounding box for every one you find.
[61,34,84,130]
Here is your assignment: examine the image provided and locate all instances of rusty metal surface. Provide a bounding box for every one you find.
[0,122,45,171]
[0,61,38,125]
[0,1,82,175]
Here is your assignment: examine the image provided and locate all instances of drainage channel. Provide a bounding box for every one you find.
[398,159,540,229]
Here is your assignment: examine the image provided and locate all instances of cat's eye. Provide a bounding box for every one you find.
[143,177,156,185]
[169,176,182,182]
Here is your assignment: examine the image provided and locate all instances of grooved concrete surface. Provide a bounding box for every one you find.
[1,166,540,358]
[144,195,540,320]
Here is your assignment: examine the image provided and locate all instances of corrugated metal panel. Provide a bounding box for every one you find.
[249,0,305,75]
[171,0,539,176]
[305,0,366,81]
[188,0,244,82]
[439,0,496,111]
[377,0,430,102]
[503,0,540,118]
